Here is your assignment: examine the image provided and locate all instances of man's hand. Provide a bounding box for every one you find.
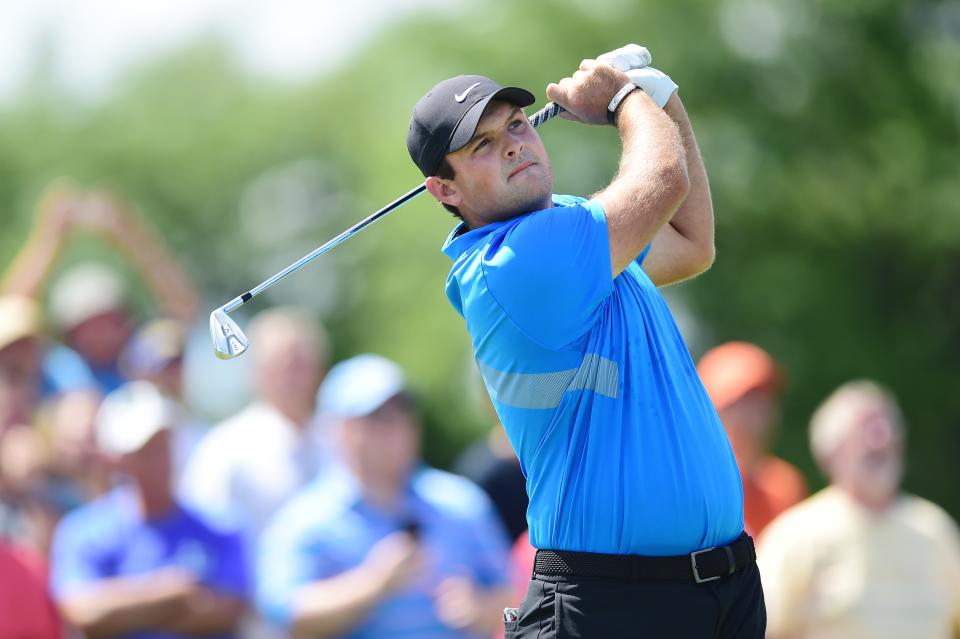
[35,184,81,239]
[363,530,424,595]
[594,43,679,108]
[546,60,633,126]
[597,44,652,72]
[72,191,142,245]
[434,575,481,630]
[625,67,678,109]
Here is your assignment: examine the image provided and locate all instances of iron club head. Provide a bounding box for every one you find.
[210,308,249,360]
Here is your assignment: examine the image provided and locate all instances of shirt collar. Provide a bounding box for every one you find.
[440,195,565,261]
[441,219,511,261]
[322,462,428,513]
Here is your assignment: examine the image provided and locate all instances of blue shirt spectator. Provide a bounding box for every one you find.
[257,354,512,639]
[50,381,248,639]
[259,466,510,638]
[51,486,248,639]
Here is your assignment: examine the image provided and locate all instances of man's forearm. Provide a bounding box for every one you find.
[164,593,245,635]
[290,564,390,638]
[662,93,714,256]
[60,580,186,639]
[599,90,690,276]
[109,219,200,323]
[468,586,514,635]
[0,225,65,298]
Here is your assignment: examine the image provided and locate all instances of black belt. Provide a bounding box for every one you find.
[534,532,755,585]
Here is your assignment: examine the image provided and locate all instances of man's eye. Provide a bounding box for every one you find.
[510,119,525,129]
[474,138,489,151]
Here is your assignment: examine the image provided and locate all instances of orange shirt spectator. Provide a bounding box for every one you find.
[697,341,807,536]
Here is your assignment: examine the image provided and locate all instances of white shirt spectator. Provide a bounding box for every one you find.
[180,401,326,539]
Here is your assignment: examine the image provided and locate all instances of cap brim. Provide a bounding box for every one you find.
[447,86,536,156]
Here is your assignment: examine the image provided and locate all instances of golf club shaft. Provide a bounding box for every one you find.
[221,101,565,314]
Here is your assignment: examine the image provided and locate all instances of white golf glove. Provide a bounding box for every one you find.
[625,66,678,108]
[597,43,678,109]
[596,44,652,72]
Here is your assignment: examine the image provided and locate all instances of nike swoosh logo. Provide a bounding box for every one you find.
[454,82,481,103]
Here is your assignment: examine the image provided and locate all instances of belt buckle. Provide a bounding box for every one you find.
[690,546,721,584]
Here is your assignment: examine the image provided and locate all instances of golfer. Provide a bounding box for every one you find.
[407,46,764,637]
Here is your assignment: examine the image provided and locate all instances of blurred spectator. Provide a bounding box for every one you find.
[0,426,60,557]
[45,390,110,511]
[0,539,62,639]
[0,294,61,555]
[758,380,960,639]
[697,341,807,536]
[120,319,206,479]
[180,309,328,538]
[50,380,248,639]
[507,532,536,606]
[455,425,528,543]
[257,354,512,638]
[0,295,44,433]
[1,184,200,396]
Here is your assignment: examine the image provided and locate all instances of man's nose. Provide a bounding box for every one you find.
[504,134,524,158]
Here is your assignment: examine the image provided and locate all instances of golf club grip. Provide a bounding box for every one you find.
[529,102,564,128]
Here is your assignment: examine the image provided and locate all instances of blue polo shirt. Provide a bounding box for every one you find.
[256,465,510,639]
[442,195,743,556]
[50,486,248,639]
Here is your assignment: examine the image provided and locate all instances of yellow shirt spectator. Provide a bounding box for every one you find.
[759,486,960,639]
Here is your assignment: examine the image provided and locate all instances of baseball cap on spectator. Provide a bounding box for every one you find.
[318,354,408,418]
[0,296,42,352]
[697,341,784,410]
[48,262,126,331]
[96,381,176,456]
[119,319,186,378]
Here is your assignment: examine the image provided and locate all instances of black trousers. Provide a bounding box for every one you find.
[504,560,765,638]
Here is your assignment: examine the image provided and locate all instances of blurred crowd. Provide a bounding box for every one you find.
[1,186,958,639]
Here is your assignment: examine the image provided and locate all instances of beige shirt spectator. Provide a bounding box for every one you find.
[759,486,960,639]
[759,379,960,639]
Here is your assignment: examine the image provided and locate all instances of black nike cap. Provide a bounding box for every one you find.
[407,75,536,177]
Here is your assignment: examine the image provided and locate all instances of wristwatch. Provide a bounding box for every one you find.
[607,82,642,126]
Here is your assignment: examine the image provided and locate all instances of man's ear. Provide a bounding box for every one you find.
[425,176,462,209]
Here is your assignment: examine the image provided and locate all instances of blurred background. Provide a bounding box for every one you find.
[2,0,958,528]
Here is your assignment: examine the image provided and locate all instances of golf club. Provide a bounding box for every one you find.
[210,101,565,359]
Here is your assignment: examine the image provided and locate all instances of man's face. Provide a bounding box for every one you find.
[437,100,553,227]
[717,388,779,472]
[119,428,173,496]
[340,394,420,490]
[68,310,132,366]
[829,397,904,506]
[0,337,42,431]
[256,332,322,409]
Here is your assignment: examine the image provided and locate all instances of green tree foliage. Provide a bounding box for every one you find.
[1,0,957,510]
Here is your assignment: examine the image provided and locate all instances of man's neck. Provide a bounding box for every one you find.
[266,397,312,431]
[136,484,175,519]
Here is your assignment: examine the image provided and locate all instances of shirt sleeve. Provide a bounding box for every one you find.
[480,200,613,350]
[179,432,238,524]
[255,505,337,626]
[461,498,511,588]
[49,516,106,600]
[204,529,249,599]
